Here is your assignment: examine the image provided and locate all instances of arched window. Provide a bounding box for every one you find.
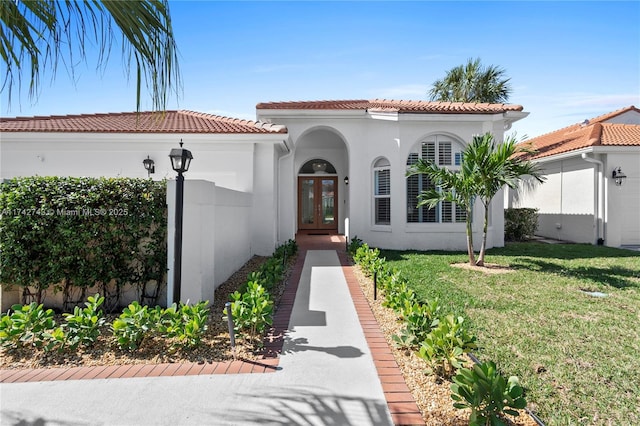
[406,135,466,223]
[373,157,391,225]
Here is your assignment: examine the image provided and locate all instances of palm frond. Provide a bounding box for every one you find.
[0,0,181,112]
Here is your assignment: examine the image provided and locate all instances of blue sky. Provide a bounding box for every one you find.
[2,1,639,139]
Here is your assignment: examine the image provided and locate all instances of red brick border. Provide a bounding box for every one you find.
[338,250,425,426]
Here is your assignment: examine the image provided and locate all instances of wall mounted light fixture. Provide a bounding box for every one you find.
[344,176,349,185]
[612,167,627,186]
[143,156,155,177]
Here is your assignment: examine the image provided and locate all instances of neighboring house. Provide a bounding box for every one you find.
[508,106,640,247]
[1,100,526,306]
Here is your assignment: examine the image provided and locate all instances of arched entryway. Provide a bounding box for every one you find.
[294,127,349,234]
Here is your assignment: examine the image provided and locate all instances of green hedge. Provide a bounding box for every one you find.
[0,177,167,311]
[504,208,539,241]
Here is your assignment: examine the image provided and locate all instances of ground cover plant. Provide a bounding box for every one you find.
[1,240,297,369]
[380,243,640,425]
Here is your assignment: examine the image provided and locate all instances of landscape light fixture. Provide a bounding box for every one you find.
[169,140,193,304]
[142,156,155,176]
[612,167,627,186]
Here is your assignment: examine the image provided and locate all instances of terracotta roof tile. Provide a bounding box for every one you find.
[0,110,287,134]
[522,106,640,159]
[256,99,523,114]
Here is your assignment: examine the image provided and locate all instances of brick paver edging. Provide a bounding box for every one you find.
[0,253,308,384]
[338,251,425,426]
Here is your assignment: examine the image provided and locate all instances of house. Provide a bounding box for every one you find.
[508,106,640,247]
[1,100,526,307]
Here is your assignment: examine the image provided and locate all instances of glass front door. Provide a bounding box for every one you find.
[298,177,338,230]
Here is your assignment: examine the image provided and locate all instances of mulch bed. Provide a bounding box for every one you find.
[0,255,294,370]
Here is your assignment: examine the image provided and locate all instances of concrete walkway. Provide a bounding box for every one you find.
[0,239,423,425]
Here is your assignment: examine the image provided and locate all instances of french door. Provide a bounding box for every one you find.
[298,176,338,230]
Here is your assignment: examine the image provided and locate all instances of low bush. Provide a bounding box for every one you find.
[0,302,60,351]
[224,281,273,341]
[63,294,106,350]
[504,208,538,241]
[451,360,527,426]
[418,314,477,378]
[157,301,210,350]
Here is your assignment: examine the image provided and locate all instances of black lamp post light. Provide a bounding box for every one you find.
[169,140,193,304]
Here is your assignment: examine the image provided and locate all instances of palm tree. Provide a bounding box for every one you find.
[429,58,512,104]
[1,0,180,112]
[407,133,545,266]
[465,133,545,265]
[407,153,480,265]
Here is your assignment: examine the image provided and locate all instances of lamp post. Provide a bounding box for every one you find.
[169,140,193,304]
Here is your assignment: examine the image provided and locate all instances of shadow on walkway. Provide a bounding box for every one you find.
[226,386,392,426]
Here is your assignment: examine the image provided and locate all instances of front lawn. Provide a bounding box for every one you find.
[380,243,640,426]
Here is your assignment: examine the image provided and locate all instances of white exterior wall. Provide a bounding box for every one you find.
[512,148,640,247]
[259,110,517,251]
[167,180,252,306]
[604,151,640,246]
[513,157,596,243]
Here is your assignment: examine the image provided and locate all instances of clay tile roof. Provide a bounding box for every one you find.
[0,110,287,134]
[522,106,640,160]
[256,99,523,114]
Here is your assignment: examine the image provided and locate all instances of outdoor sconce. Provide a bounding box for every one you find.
[142,156,155,176]
[169,140,194,304]
[612,167,627,186]
[344,176,349,185]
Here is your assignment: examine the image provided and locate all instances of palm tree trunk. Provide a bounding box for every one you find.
[477,201,490,266]
[466,207,476,265]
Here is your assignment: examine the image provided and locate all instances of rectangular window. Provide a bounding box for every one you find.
[454,152,462,166]
[375,198,391,225]
[441,200,453,223]
[455,204,467,222]
[374,168,391,225]
[421,142,435,163]
[439,142,452,165]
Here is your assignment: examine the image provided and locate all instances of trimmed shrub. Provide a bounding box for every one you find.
[504,208,538,241]
[0,177,167,311]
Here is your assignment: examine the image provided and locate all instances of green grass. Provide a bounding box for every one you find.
[380,242,640,426]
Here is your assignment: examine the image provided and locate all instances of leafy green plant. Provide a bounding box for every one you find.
[62,294,106,350]
[451,361,527,426]
[504,208,539,241]
[347,236,364,256]
[111,301,155,350]
[0,303,59,350]
[158,301,210,349]
[418,314,477,377]
[0,177,167,309]
[382,280,416,313]
[223,281,273,341]
[393,299,441,349]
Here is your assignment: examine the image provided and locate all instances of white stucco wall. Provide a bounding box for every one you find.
[513,157,596,243]
[512,148,640,247]
[167,180,253,306]
[259,109,517,251]
[604,151,640,246]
